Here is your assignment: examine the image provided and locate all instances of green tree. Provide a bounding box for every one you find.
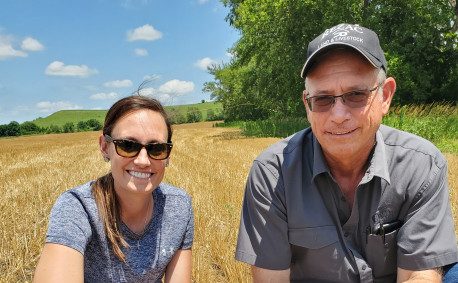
[77,121,88,131]
[186,108,203,123]
[20,121,41,135]
[63,122,75,133]
[48,125,61,134]
[6,121,21,136]
[0,124,8,137]
[365,0,458,104]
[208,0,457,121]
[86,119,102,131]
[206,109,216,121]
[174,113,187,124]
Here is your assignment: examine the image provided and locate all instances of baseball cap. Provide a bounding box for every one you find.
[301,23,387,78]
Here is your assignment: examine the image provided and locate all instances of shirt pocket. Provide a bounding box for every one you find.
[366,228,399,280]
[288,226,342,281]
[289,225,339,248]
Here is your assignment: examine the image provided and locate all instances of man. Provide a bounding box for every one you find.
[235,23,458,282]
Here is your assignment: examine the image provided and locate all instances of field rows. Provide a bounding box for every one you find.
[0,122,456,282]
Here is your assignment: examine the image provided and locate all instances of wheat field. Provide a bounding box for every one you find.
[0,122,456,282]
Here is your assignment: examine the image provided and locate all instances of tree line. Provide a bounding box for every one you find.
[0,119,103,137]
[167,107,224,124]
[204,0,457,122]
[0,108,224,138]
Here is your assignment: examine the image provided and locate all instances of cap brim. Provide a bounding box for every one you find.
[301,43,382,78]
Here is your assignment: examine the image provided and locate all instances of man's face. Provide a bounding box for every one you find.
[303,49,393,163]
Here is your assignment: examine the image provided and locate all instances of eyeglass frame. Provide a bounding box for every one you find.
[304,83,383,112]
[104,134,173,160]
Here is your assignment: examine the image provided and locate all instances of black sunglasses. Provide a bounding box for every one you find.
[105,134,172,160]
[305,84,382,112]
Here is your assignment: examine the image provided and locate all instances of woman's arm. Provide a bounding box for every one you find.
[164,248,192,283]
[33,243,84,283]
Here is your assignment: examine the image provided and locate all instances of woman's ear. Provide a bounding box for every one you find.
[165,156,171,167]
[99,134,109,158]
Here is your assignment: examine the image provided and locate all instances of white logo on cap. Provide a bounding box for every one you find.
[318,24,364,49]
[321,24,363,39]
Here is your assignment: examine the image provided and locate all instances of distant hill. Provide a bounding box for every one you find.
[32,110,107,128]
[32,101,222,128]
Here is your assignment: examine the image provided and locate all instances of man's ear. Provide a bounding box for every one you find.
[303,90,312,123]
[381,77,396,116]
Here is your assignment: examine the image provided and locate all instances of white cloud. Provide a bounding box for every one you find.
[103,80,133,88]
[198,0,209,3]
[0,32,27,60]
[45,61,99,77]
[0,32,44,60]
[0,44,27,60]
[36,101,82,113]
[158,79,194,95]
[138,87,155,96]
[143,74,161,81]
[139,79,194,104]
[226,51,234,57]
[21,37,44,51]
[90,92,118,100]
[195,57,218,70]
[135,48,148,56]
[127,24,162,41]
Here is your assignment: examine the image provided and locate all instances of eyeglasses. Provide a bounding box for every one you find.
[305,84,382,112]
[105,135,173,160]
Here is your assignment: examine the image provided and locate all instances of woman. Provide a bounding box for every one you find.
[34,95,193,282]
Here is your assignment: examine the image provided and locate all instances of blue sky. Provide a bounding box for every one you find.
[0,0,239,124]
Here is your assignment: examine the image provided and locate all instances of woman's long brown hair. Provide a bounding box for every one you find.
[91,95,172,261]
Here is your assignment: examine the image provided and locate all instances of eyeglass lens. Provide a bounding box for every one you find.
[308,90,372,112]
[113,139,171,160]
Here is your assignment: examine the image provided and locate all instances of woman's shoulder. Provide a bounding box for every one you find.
[155,183,190,198]
[155,183,189,196]
[57,181,94,201]
[53,181,97,212]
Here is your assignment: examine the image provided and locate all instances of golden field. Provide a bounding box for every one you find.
[0,122,457,282]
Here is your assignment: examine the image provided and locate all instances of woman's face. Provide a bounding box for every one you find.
[100,109,169,198]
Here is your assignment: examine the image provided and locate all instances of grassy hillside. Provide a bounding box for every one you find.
[32,110,107,128]
[32,101,222,127]
[166,101,223,121]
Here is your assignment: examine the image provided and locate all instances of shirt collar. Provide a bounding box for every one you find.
[311,135,330,181]
[366,129,391,184]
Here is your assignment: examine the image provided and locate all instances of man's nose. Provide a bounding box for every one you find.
[329,96,351,123]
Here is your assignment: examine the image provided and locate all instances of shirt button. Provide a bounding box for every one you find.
[362,265,367,270]
[344,232,349,237]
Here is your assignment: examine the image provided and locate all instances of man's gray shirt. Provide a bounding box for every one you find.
[46,181,194,283]
[235,125,458,282]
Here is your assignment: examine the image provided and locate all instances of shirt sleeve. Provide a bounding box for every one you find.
[235,160,291,270]
[397,159,458,270]
[46,191,92,255]
[181,196,194,250]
